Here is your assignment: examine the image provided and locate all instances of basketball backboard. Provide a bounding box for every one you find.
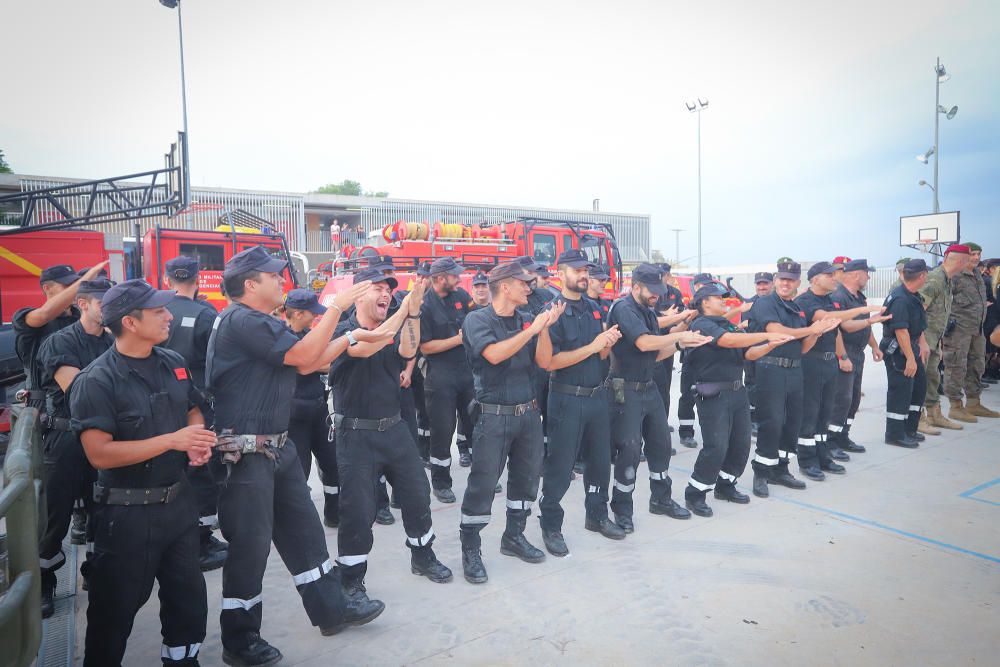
[899,211,959,256]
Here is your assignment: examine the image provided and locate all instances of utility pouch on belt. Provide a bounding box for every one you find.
[468,400,482,420]
[944,317,957,337]
[879,338,899,356]
[694,382,721,399]
[611,378,626,405]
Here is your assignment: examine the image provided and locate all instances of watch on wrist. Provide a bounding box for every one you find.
[347,330,359,346]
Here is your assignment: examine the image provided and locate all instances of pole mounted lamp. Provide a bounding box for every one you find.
[916,58,957,213]
[685,98,709,273]
[160,0,192,218]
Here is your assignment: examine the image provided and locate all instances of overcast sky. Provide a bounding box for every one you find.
[4,0,998,266]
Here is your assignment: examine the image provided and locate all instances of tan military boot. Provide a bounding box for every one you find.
[927,403,963,430]
[948,398,978,423]
[966,397,1000,418]
[917,409,941,435]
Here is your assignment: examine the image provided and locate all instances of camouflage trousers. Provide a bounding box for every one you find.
[942,327,986,400]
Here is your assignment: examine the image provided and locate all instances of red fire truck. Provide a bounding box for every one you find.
[318,217,624,304]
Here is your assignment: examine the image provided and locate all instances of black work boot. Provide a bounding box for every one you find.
[909,430,926,442]
[829,446,850,461]
[321,583,386,636]
[41,578,55,619]
[199,530,228,572]
[684,487,713,517]
[614,513,635,534]
[840,431,866,453]
[541,529,569,557]
[500,511,545,563]
[460,529,488,584]
[679,435,698,448]
[70,508,87,545]
[714,482,750,504]
[650,496,692,519]
[494,481,503,494]
[433,487,457,504]
[799,465,826,481]
[222,633,283,667]
[771,467,807,489]
[323,493,340,528]
[752,471,769,498]
[375,505,395,525]
[585,516,627,540]
[820,461,847,475]
[459,450,472,467]
[410,545,453,583]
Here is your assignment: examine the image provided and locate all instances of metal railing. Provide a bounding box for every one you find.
[0,406,44,667]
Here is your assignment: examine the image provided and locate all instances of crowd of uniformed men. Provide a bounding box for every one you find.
[12,239,1000,666]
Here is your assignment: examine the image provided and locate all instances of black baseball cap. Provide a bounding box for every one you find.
[285,288,327,315]
[691,273,713,287]
[692,281,732,304]
[353,266,398,290]
[472,271,489,286]
[754,271,774,284]
[367,255,395,271]
[489,261,537,284]
[807,261,836,280]
[165,255,199,280]
[903,258,929,274]
[986,258,1000,269]
[430,257,464,276]
[78,279,114,298]
[39,264,78,286]
[590,264,611,281]
[658,262,672,274]
[776,261,802,280]
[223,246,287,277]
[416,261,432,277]
[101,279,176,325]
[844,258,875,272]
[632,263,668,296]
[556,249,592,268]
[517,256,542,272]
[77,266,109,279]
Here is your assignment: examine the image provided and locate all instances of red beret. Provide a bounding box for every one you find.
[831,256,851,267]
[945,244,970,255]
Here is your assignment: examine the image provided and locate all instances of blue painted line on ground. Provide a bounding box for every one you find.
[667,464,1000,565]
[958,476,1000,498]
[963,495,1000,508]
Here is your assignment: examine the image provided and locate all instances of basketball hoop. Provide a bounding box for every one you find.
[916,238,936,255]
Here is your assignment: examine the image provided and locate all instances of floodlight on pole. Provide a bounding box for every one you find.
[916,147,935,164]
[918,179,935,192]
[685,97,709,273]
[160,0,191,221]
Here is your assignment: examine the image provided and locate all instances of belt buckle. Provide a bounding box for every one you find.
[575,386,585,397]
[164,483,179,503]
[514,403,527,416]
[350,418,361,430]
[377,417,390,432]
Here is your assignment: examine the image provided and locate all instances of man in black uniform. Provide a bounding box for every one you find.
[521,256,557,447]
[828,259,887,454]
[653,264,690,424]
[420,257,476,503]
[70,279,213,666]
[744,272,774,434]
[459,261,565,584]
[748,261,840,498]
[683,282,794,516]
[160,255,228,572]
[412,260,434,464]
[606,264,712,532]
[35,278,113,617]
[677,272,715,448]
[794,262,885,480]
[207,247,383,666]
[331,267,453,594]
[283,289,342,529]
[470,270,491,310]
[881,259,931,447]
[537,250,626,556]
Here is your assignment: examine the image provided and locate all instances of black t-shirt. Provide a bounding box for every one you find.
[547,295,606,387]
[70,346,200,488]
[831,284,869,352]
[656,284,685,317]
[206,303,299,434]
[525,287,555,316]
[748,292,808,360]
[38,321,113,419]
[13,305,79,398]
[420,287,471,367]
[795,290,838,355]
[463,306,537,404]
[607,294,659,382]
[882,284,927,348]
[162,295,218,389]
[686,315,745,383]
[329,313,404,418]
[291,328,326,401]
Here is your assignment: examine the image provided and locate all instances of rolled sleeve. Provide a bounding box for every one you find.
[69,372,117,435]
[885,301,911,331]
[614,304,653,346]
[234,309,299,367]
[464,310,499,359]
[692,317,727,344]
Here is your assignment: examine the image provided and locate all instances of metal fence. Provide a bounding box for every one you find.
[722,267,898,302]
[0,406,44,667]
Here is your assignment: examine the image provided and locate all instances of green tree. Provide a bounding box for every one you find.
[313,179,388,197]
[0,149,12,173]
[651,249,667,264]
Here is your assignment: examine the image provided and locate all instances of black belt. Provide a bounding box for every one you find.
[697,380,744,393]
[333,413,401,431]
[608,378,657,392]
[479,399,538,416]
[550,381,605,398]
[806,351,837,361]
[42,415,73,432]
[94,481,183,506]
[756,357,801,369]
[15,389,46,403]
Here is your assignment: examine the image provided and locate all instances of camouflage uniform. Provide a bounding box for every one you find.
[942,269,988,400]
[918,266,952,406]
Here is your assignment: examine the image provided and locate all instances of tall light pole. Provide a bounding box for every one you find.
[918,58,957,213]
[686,98,709,272]
[669,228,684,267]
[160,0,191,216]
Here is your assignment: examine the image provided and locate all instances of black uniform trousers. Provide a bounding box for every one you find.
[425,362,476,490]
[411,362,432,460]
[796,356,838,470]
[336,419,434,582]
[38,427,96,588]
[829,349,865,444]
[686,388,752,497]
[84,483,206,666]
[539,388,612,532]
[610,386,672,519]
[289,396,340,501]
[375,387,421,509]
[459,409,544,548]
[751,363,803,474]
[654,356,674,419]
[217,439,347,651]
[677,358,697,438]
[885,351,927,439]
[744,360,758,423]
[187,400,222,538]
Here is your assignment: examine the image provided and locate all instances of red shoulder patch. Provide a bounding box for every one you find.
[799,311,806,318]
[593,310,602,320]
[174,368,188,380]
[455,302,463,309]
[833,302,842,309]
[522,321,532,331]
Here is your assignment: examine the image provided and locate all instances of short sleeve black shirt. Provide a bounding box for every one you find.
[162,295,218,388]
[70,346,200,488]
[830,284,869,352]
[795,290,837,355]
[12,305,79,397]
[525,288,555,316]
[463,306,537,404]
[882,284,927,347]
[292,328,326,400]
[547,295,606,387]
[38,321,113,418]
[420,287,471,367]
[607,294,659,382]
[329,313,404,418]
[206,303,299,434]
[686,315,745,383]
[748,292,807,360]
